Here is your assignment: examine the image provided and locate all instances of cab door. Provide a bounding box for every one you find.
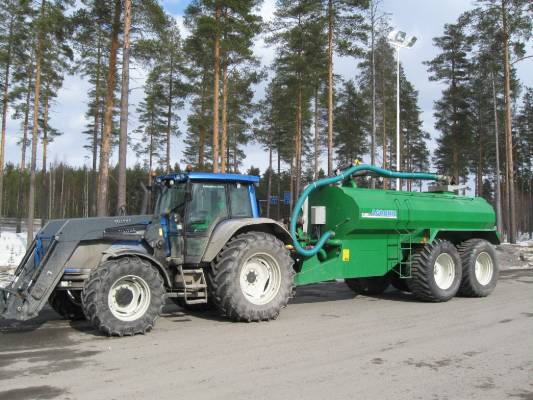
[184,182,229,264]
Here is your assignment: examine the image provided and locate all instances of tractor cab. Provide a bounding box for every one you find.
[150,172,260,266]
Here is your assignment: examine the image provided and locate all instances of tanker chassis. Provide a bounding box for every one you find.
[0,164,499,335]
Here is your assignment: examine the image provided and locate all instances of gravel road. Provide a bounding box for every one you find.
[0,269,532,400]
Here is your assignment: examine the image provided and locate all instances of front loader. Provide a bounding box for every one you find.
[0,164,500,336]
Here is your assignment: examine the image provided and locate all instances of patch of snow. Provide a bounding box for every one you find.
[0,231,27,269]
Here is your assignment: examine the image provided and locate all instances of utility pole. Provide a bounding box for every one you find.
[388,30,416,191]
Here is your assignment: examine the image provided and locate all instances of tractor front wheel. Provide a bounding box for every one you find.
[82,257,165,336]
[207,232,294,322]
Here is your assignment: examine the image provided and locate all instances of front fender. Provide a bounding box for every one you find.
[202,218,292,262]
[102,248,172,288]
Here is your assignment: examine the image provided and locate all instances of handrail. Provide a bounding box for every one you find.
[289,164,444,257]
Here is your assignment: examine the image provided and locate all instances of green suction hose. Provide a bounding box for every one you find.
[289,164,443,257]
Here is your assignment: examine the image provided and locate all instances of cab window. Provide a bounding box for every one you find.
[187,183,228,233]
[229,183,252,218]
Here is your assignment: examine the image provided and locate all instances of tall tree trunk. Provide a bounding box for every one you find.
[370,0,377,188]
[16,66,33,233]
[502,0,516,243]
[97,0,121,217]
[491,71,503,234]
[212,5,221,173]
[295,86,302,200]
[117,0,131,215]
[327,0,334,175]
[277,145,281,220]
[267,136,272,218]
[27,0,46,245]
[0,17,14,218]
[166,54,174,172]
[314,86,319,179]
[233,128,237,172]
[91,34,103,216]
[198,77,207,168]
[42,91,49,222]
[220,63,228,173]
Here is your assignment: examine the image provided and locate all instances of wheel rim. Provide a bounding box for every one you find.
[239,253,282,306]
[108,275,151,321]
[475,252,493,286]
[433,253,455,290]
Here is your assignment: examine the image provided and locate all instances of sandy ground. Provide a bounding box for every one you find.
[0,268,532,400]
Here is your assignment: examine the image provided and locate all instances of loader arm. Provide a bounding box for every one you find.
[0,216,151,321]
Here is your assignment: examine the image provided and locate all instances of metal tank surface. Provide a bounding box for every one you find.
[292,164,498,286]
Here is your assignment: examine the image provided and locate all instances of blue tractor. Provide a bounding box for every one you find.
[0,171,294,336]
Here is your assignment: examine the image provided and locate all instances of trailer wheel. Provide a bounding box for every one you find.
[82,257,165,336]
[345,275,390,295]
[207,232,294,322]
[49,290,85,320]
[407,239,462,302]
[457,239,499,297]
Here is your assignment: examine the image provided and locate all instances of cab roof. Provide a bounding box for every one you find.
[156,172,259,184]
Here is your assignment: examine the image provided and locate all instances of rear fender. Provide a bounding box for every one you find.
[429,229,500,246]
[202,218,292,262]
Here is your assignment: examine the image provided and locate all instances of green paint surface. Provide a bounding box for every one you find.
[295,183,497,286]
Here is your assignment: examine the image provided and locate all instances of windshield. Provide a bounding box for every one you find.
[154,183,187,217]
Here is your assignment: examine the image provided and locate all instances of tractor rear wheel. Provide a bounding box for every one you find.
[207,232,294,322]
[457,239,499,297]
[49,290,85,320]
[407,239,462,302]
[345,275,390,295]
[82,257,165,336]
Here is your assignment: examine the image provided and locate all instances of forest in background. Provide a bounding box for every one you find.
[0,0,531,243]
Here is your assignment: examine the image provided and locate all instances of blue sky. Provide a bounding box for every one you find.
[4,0,533,174]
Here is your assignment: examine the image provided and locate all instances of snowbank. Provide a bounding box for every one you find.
[0,231,27,269]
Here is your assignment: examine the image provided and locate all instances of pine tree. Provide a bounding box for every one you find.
[72,0,116,216]
[426,20,473,183]
[96,0,121,217]
[269,0,324,202]
[333,79,368,165]
[323,0,368,175]
[27,0,73,243]
[133,76,168,184]
[0,0,32,217]
[474,0,532,243]
[398,71,429,190]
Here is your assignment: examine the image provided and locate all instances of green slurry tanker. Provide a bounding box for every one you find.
[0,164,499,336]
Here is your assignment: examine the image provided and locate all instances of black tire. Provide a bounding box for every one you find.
[345,275,390,295]
[206,232,295,322]
[389,272,410,292]
[457,239,499,297]
[407,239,462,302]
[82,257,165,336]
[49,290,86,320]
